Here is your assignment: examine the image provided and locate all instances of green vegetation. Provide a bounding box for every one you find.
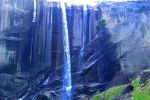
[91,70,150,100]
[91,85,126,100]
[132,77,140,89]
[132,78,150,100]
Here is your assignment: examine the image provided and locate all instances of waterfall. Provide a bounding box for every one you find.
[60,3,72,100]
[82,5,87,50]
[32,0,37,22]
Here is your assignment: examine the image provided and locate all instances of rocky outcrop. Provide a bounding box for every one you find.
[101,1,150,74]
[140,71,150,87]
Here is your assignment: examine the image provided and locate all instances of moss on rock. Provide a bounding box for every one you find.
[90,85,126,100]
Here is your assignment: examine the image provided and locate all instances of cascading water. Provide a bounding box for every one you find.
[60,3,72,100]
[32,0,37,22]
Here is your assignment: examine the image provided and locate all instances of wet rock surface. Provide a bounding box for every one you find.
[0,0,150,100]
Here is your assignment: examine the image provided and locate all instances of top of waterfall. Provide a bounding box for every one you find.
[47,0,138,6]
[48,0,99,6]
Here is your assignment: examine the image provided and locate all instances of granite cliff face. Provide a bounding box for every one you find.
[0,0,149,100]
[101,1,150,74]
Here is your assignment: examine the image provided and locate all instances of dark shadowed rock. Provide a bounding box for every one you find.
[35,94,49,100]
[73,84,87,96]
[72,83,107,99]
[108,71,130,87]
[74,94,90,100]
[121,85,134,95]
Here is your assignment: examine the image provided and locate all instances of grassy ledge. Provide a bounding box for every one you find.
[132,78,150,100]
[90,85,127,100]
[91,70,150,100]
